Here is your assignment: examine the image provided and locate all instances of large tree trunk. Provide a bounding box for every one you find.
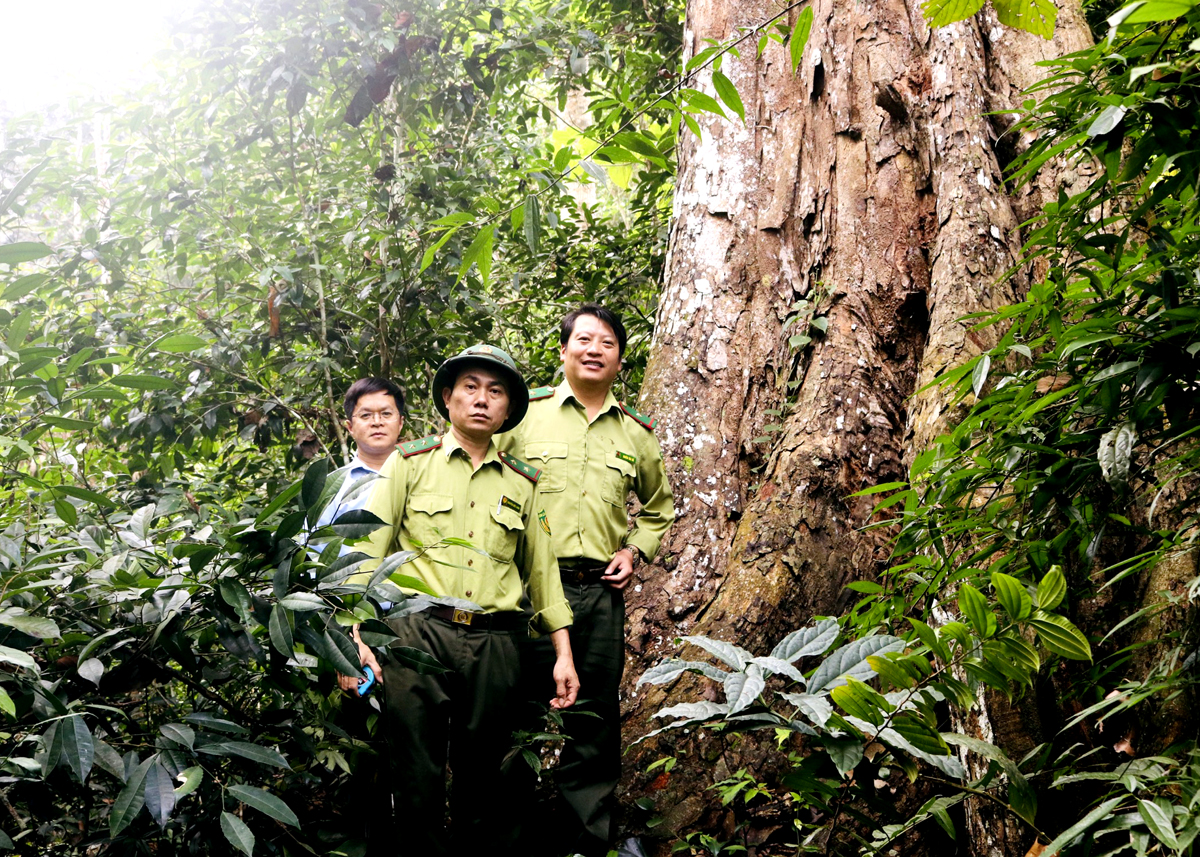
[621,0,1091,853]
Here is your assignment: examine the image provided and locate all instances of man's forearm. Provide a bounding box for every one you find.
[549,627,573,662]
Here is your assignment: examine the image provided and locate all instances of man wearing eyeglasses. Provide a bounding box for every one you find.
[312,377,406,538]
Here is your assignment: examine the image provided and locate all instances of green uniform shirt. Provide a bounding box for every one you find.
[498,382,674,563]
[358,432,573,635]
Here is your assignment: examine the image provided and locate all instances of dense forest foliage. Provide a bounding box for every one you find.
[2,0,1200,854]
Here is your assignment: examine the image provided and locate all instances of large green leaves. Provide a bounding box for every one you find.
[920,0,1055,37]
[807,636,905,694]
[227,785,300,827]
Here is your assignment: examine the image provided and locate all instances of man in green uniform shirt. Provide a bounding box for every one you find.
[343,344,579,857]
[504,305,674,856]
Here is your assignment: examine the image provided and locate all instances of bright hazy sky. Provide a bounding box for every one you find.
[0,0,199,113]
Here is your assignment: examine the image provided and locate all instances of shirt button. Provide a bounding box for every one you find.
[468,531,474,537]
[468,559,474,567]
[582,489,587,496]
[466,590,473,597]
[470,501,475,508]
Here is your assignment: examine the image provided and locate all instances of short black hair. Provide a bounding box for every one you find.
[559,303,627,358]
[343,377,406,419]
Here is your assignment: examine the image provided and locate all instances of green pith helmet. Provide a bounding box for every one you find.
[432,344,530,433]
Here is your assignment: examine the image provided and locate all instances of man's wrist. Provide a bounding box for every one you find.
[621,545,641,561]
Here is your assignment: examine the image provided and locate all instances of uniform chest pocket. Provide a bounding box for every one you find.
[602,453,636,506]
[524,441,569,493]
[485,505,525,564]
[406,494,453,548]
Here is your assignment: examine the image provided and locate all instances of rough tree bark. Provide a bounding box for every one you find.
[620,0,1091,854]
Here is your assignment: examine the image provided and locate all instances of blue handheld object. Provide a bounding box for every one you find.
[357,665,376,697]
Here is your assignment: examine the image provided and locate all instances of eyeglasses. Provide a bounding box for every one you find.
[352,409,400,423]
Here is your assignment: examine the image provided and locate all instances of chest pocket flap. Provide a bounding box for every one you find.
[486,505,525,564]
[524,441,569,492]
[410,494,453,515]
[603,453,636,505]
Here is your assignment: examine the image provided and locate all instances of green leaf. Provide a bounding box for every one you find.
[154,334,210,353]
[681,635,753,670]
[0,687,13,717]
[724,666,766,714]
[711,71,745,122]
[920,0,986,27]
[54,713,94,782]
[808,636,905,693]
[0,644,40,674]
[301,458,329,513]
[971,354,991,398]
[991,572,1032,621]
[143,760,177,827]
[54,485,117,509]
[0,242,53,265]
[1035,565,1066,610]
[0,160,47,217]
[1138,798,1178,848]
[789,6,814,73]
[890,712,950,756]
[5,307,33,348]
[328,508,386,539]
[160,723,195,750]
[944,734,1036,824]
[459,225,495,286]
[197,741,290,769]
[175,766,203,797]
[523,194,541,255]
[111,374,176,391]
[1028,611,1092,661]
[254,480,303,526]
[1041,798,1123,857]
[681,88,726,119]
[279,592,326,612]
[908,617,951,662]
[823,736,864,776]
[2,272,49,301]
[110,757,153,835]
[227,785,300,827]
[221,811,256,856]
[868,654,915,689]
[957,584,995,638]
[992,0,1056,37]
[771,618,839,662]
[419,226,459,273]
[831,677,889,726]
[0,610,60,639]
[1122,0,1195,24]
[269,605,294,657]
[43,415,97,431]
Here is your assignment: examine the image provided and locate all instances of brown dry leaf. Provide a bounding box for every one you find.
[863,742,886,761]
[1026,842,1047,857]
[1036,375,1070,393]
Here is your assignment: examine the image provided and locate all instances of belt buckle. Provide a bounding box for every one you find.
[451,608,474,626]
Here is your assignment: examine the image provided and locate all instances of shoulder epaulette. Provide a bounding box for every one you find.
[401,435,442,457]
[619,401,657,431]
[499,450,541,483]
[528,385,555,401]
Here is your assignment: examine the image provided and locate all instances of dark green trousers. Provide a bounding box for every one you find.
[522,581,625,857]
[382,611,522,857]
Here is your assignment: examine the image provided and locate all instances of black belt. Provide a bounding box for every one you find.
[427,606,524,631]
[559,561,609,585]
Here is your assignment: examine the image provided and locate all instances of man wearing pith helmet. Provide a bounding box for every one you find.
[501,305,675,857]
[346,344,579,856]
